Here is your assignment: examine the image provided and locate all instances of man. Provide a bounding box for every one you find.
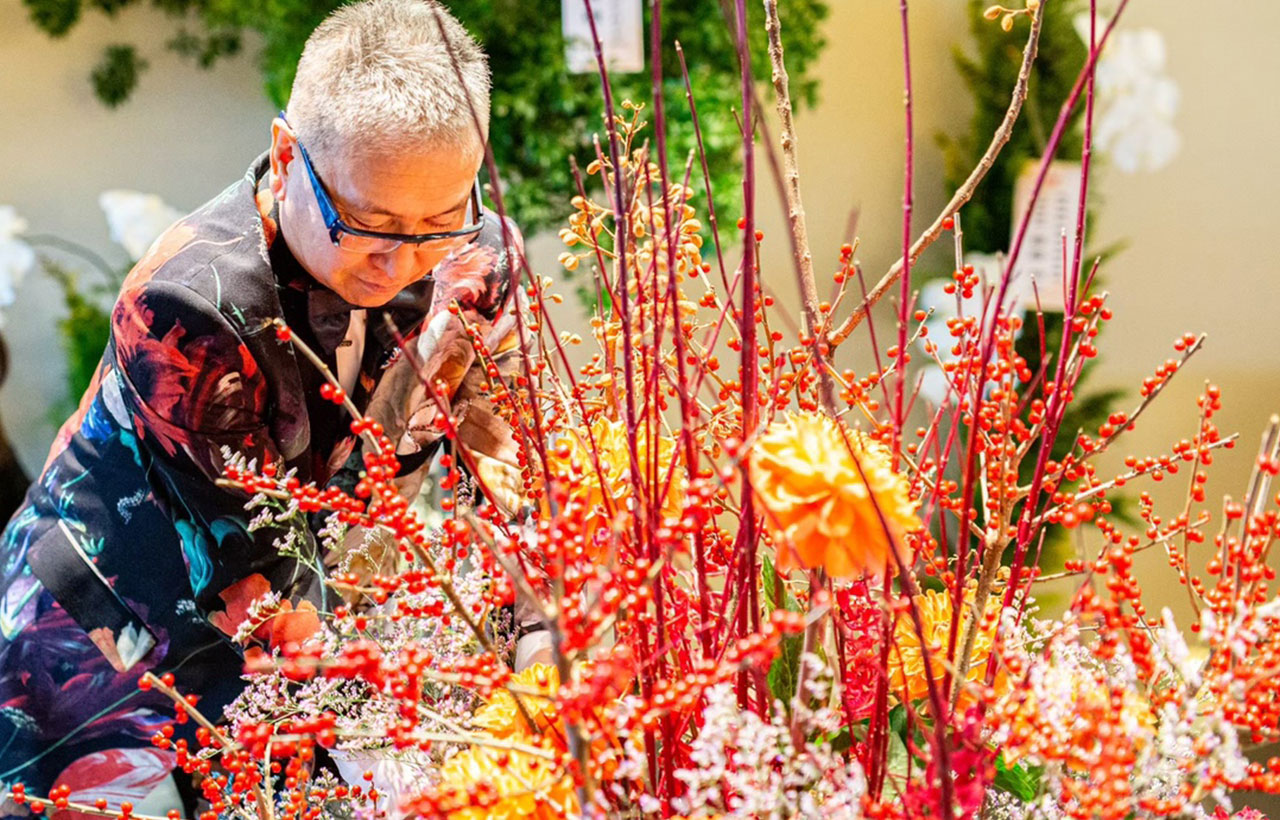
[0,0,524,810]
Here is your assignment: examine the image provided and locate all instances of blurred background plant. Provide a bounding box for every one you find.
[0,190,179,423]
[18,0,827,243]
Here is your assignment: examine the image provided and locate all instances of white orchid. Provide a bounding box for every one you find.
[98,190,184,262]
[0,206,36,323]
[1076,16,1181,173]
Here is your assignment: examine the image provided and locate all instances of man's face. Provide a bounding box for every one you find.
[269,119,483,307]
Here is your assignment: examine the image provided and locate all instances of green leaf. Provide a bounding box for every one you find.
[825,726,853,755]
[767,629,803,709]
[762,554,800,615]
[993,752,1042,801]
[888,703,907,737]
[762,555,803,706]
[91,44,147,108]
[23,0,81,37]
[885,729,911,785]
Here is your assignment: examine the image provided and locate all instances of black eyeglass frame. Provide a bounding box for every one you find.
[280,113,486,252]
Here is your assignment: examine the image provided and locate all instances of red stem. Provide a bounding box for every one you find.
[729,0,763,713]
[893,0,915,467]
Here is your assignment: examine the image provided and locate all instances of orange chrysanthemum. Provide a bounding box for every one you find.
[750,411,919,579]
[542,415,683,554]
[888,588,1002,707]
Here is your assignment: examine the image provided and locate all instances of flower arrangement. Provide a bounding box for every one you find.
[8,2,1280,819]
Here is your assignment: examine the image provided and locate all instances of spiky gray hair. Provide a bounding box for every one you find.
[286,0,490,161]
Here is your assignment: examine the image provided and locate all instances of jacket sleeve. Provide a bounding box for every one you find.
[110,280,321,637]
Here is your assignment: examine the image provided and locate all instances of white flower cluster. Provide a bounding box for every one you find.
[1076,16,1181,173]
[0,206,35,328]
[990,606,1253,818]
[232,589,285,644]
[98,189,184,261]
[664,668,866,819]
[223,504,512,770]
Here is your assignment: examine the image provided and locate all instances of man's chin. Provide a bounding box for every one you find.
[341,280,400,308]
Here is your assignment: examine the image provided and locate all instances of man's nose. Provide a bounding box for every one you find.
[368,242,426,282]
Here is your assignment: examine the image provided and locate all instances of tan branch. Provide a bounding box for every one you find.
[828,3,1044,349]
[762,0,837,412]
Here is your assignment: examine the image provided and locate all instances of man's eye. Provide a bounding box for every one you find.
[427,211,467,231]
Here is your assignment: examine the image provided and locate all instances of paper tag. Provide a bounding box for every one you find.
[1009,159,1083,311]
[562,0,645,75]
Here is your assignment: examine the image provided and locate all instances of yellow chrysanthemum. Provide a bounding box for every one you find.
[471,663,560,738]
[750,411,919,579]
[436,743,577,820]
[542,415,683,554]
[469,662,626,783]
[888,588,1003,707]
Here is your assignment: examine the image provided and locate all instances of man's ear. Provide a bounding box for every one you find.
[268,118,296,201]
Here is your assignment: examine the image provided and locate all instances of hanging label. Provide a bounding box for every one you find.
[562,0,644,75]
[1009,159,1083,312]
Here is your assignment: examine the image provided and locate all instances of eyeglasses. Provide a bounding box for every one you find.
[282,115,486,255]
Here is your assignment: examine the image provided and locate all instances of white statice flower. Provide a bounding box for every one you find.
[99,189,184,261]
[232,590,284,644]
[1076,16,1180,173]
[992,605,1259,818]
[0,205,35,323]
[1157,606,1205,687]
[669,678,865,819]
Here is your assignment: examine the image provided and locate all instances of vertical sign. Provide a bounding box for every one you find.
[1009,159,1083,312]
[562,0,645,75]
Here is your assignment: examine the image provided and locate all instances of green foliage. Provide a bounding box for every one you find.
[762,554,803,709]
[993,752,1043,801]
[168,27,241,69]
[23,0,81,37]
[938,0,1088,254]
[91,44,147,108]
[89,0,134,15]
[22,0,828,236]
[41,261,114,422]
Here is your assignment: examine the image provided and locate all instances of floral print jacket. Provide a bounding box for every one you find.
[0,154,523,789]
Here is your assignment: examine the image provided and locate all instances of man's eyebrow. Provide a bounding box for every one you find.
[423,189,474,224]
[332,189,396,219]
[345,189,473,225]
[346,201,398,218]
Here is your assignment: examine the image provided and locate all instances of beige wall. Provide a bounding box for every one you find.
[2,0,1278,589]
[0,0,275,469]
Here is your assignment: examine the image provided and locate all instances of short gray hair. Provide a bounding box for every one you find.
[287,0,490,161]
